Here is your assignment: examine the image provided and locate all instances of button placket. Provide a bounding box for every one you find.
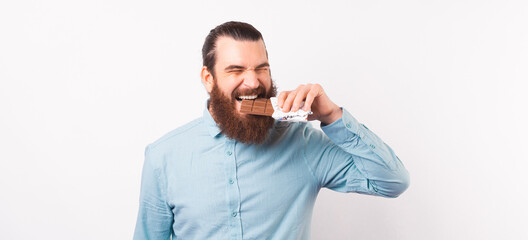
[223,139,243,239]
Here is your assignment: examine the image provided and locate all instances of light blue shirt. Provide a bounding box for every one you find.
[133,104,409,240]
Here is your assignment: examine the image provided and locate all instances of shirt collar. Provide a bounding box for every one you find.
[203,99,222,138]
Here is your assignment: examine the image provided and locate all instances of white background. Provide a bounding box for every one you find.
[1,0,527,239]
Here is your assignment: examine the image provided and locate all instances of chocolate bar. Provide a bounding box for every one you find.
[240,98,274,116]
[241,97,313,121]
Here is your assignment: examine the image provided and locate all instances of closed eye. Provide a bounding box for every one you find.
[227,69,244,73]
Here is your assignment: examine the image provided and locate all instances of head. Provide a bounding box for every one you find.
[201,21,277,144]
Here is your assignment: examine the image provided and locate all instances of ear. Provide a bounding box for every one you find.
[201,66,214,94]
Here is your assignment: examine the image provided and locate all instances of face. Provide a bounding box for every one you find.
[204,37,273,112]
[201,37,277,144]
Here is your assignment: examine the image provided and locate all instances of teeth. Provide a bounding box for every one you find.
[239,95,258,100]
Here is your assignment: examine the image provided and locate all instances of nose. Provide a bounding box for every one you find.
[241,69,260,89]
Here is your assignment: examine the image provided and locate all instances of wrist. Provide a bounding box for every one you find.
[319,106,343,125]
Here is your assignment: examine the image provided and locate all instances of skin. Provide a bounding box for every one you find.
[201,36,343,125]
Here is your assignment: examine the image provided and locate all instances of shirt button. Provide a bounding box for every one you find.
[232,212,238,217]
[345,123,351,128]
[226,151,232,156]
[229,178,234,184]
[369,144,376,149]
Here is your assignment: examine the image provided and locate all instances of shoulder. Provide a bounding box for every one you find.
[146,117,204,156]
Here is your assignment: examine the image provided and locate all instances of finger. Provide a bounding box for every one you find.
[303,88,317,112]
[282,89,298,112]
[277,91,289,108]
[292,84,311,112]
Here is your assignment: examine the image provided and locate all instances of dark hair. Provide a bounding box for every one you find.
[202,21,264,78]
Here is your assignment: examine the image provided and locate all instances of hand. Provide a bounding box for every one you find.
[277,83,343,125]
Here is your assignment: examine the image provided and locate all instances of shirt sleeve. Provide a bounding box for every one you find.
[303,108,410,198]
[133,146,174,240]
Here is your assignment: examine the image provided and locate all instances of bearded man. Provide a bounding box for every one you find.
[133,21,410,240]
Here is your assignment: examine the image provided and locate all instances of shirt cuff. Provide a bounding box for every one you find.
[321,108,361,145]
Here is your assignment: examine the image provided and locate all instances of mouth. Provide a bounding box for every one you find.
[235,95,259,102]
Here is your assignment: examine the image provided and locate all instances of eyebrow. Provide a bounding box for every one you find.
[224,63,270,71]
[255,63,270,69]
[224,65,245,71]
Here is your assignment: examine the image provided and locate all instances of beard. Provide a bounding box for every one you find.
[209,80,277,144]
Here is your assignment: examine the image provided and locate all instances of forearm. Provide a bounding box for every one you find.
[321,108,410,197]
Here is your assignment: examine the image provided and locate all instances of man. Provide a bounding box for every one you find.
[134,21,409,240]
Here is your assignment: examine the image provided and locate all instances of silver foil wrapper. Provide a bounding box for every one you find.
[270,97,313,122]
